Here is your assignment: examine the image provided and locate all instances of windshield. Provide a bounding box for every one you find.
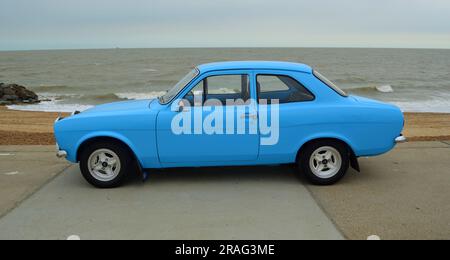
[159,68,199,104]
[313,70,348,97]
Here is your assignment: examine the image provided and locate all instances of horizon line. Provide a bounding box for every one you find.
[1,46,450,52]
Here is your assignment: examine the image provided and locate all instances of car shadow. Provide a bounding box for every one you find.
[126,164,308,186]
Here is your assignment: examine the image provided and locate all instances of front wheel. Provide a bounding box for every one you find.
[298,140,349,185]
[79,141,133,188]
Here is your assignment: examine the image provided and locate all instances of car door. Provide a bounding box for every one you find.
[254,70,316,159]
[156,70,259,164]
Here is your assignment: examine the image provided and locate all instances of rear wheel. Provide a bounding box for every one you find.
[79,141,133,188]
[298,140,349,185]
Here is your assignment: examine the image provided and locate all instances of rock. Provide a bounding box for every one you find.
[0,100,12,105]
[0,83,40,105]
[2,95,19,101]
[3,87,16,96]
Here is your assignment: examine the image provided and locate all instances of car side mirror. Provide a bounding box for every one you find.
[177,100,186,112]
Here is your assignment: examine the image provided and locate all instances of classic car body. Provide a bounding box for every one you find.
[54,61,405,188]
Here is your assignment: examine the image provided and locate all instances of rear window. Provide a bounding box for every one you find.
[313,70,348,97]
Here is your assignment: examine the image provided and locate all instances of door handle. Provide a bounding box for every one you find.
[240,113,258,119]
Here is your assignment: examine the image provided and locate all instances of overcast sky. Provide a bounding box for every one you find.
[1,0,449,50]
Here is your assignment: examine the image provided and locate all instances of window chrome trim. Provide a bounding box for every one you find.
[159,68,200,105]
[313,70,348,97]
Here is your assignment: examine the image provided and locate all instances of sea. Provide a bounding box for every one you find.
[1,48,449,113]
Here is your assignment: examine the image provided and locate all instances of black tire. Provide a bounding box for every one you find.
[298,140,349,185]
[79,141,134,188]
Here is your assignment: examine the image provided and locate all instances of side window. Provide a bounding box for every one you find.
[257,75,314,104]
[185,74,249,106]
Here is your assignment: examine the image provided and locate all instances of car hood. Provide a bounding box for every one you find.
[81,99,154,115]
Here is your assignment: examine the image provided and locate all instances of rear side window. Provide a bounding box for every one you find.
[257,75,314,104]
[313,70,348,97]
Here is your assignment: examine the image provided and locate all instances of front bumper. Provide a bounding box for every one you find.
[56,150,67,158]
[55,139,67,158]
[395,135,407,143]
[55,115,68,158]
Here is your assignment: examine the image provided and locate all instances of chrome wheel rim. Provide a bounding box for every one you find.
[309,146,342,179]
[88,149,121,182]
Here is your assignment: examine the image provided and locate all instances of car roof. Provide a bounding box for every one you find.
[197,61,313,74]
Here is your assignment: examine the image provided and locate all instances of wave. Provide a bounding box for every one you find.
[393,99,450,113]
[7,101,93,112]
[115,91,166,100]
[375,85,394,93]
[73,92,166,103]
[34,91,165,103]
[8,88,450,113]
[7,91,165,112]
[31,85,71,92]
[333,76,368,85]
[8,98,450,114]
[84,93,125,103]
[143,68,158,72]
[345,85,394,94]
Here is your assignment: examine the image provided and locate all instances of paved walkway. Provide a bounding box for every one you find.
[0,150,343,239]
[0,146,69,218]
[4,142,447,240]
[307,141,450,240]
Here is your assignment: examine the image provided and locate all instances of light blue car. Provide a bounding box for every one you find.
[54,61,406,188]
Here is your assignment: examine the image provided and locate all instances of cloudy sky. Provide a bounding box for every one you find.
[1,0,449,50]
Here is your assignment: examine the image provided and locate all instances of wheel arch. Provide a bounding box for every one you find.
[75,132,142,167]
[295,135,360,172]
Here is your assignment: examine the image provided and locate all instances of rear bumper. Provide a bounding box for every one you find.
[395,135,407,143]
